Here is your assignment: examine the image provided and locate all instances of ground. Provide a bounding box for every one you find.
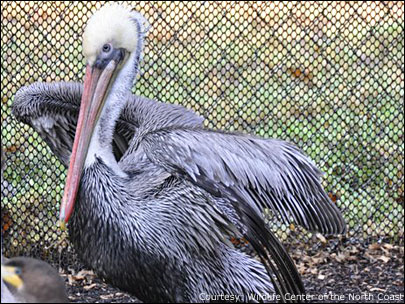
[291,238,404,303]
[63,238,404,303]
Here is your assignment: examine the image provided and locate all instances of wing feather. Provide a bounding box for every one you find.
[142,129,346,235]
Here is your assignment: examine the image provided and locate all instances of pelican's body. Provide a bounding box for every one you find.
[73,161,273,301]
[12,5,346,303]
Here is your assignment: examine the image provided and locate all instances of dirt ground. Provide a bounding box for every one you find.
[64,238,404,303]
[290,238,404,303]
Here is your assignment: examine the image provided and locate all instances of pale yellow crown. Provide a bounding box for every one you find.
[82,4,140,65]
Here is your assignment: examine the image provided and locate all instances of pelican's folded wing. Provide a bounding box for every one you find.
[13,82,82,166]
[12,82,204,167]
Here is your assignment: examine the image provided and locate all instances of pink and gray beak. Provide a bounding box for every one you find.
[59,49,125,225]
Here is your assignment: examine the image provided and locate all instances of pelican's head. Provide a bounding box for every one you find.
[59,5,149,224]
[1,263,23,290]
[83,5,148,66]
[1,257,68,302]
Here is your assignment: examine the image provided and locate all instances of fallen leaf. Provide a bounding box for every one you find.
[100,294,115,300]
[368,243,381,251]
[382,243,394,250]
[377,255,390,263]
[370,287,386,292]
[316,233,327,244]
[83,283,97,290]
[310,268,318,275]
[335,252,349,262]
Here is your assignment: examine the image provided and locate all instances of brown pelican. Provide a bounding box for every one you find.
[12,4,346,303]
[1,258,17,303]
[1,257,68,303]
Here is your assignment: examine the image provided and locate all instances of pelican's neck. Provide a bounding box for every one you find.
[84,17,146,171]
[85,50,141,171]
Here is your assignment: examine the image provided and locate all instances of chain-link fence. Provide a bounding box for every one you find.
[1,1,404,264]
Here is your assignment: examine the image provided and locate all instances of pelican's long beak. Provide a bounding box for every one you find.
[1,265,23,289]
[59,57,122,225]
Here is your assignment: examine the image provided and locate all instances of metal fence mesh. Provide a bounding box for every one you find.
[1,1,404,263]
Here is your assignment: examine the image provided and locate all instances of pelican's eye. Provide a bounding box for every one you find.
[102,43,112,53]
[14,267,22,275]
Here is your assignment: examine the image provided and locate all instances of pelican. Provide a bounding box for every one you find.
[12,4,346,303]
[1,257,18,303]
[1,257,68,303]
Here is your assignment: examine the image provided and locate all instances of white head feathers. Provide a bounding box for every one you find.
[82,4,149,65]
